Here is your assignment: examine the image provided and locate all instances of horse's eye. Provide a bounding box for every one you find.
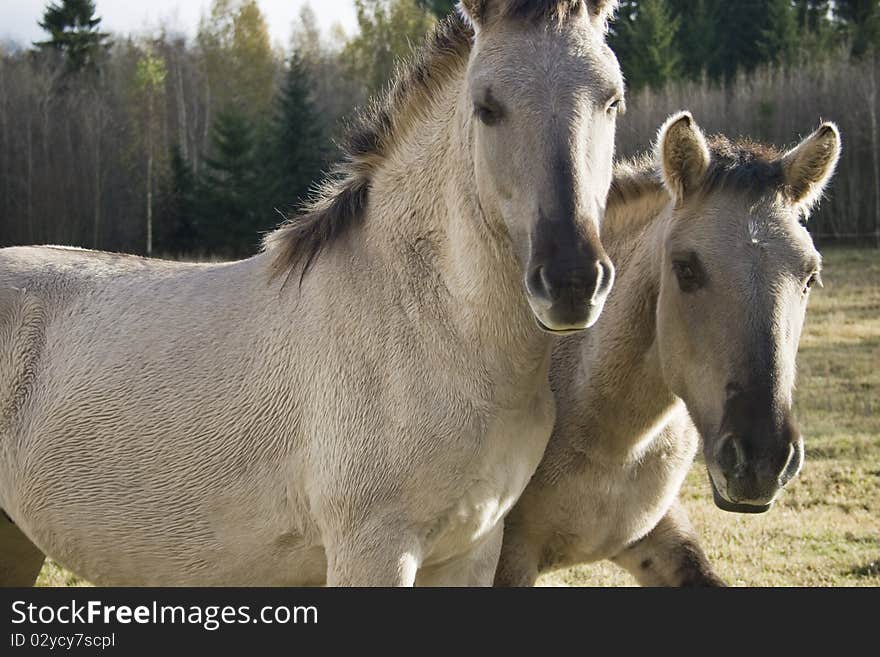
[675,263,695,279]
[607,97,624,115]
[474,102,502,126]
[672,257,704,292]
[804,272,822,294]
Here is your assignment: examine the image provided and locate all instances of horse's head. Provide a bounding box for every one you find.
[460,0,622,332]
[653,112,840,513]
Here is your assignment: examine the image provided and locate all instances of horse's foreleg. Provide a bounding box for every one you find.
[0,512,45,587]
[325,523,421,587]
[611,499,725,587]
[416,524,504,587]
[493,519,540,587]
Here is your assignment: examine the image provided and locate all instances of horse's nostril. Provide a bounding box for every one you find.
[718,434,745,475]
[539,266,553,298]
[527,265,553,303]
[780,440,804,487]
[595,259,615,298]
[725,382,743,400]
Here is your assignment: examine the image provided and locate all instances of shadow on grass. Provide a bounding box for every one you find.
[846,561,880,579]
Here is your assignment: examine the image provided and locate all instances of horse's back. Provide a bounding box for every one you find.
[0,245,189,281]
[0,245,218,439]
[0,246,210,324]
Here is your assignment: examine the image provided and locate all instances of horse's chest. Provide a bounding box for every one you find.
[551,430,695,564]
[581,463,675,557]
[425,398,554,564]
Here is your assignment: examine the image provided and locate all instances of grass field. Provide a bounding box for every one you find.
[36,247,879,587]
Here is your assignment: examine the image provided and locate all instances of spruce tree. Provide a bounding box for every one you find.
[609,0,637,68]
[199,109,272,257]
[792,1,836,56]
[837,0,880,56]
[713,0,796,79]
[271,53,326,216]
[794,0,832,34]
[611,0,681,91]
[760,0,798,65]
[156,147,197,255]
[35,0,111,73]
[669,0,720,80]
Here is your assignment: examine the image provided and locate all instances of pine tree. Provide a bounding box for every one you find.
[199,109,272,257]
[836,0,880,56]
[794,0,832,33]
[271,53,327,216]
[611,0,681,91]
[669,0,720,80]
[713,0,796,79]
[156,147,198,255]
[35,0,111,73]
[792,1,836,57]
[760,0,798,65]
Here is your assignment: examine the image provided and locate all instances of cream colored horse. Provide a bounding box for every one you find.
[0,1,624,586]
[494,113,841,586]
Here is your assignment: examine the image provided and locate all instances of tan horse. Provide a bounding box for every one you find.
[0,1,624,586]
[494,112,841,586]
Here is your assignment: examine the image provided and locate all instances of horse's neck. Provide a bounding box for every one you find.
[562,201,678,459]
[364,69,550,369]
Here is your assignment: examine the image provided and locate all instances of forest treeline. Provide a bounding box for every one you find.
[0,0,878,257]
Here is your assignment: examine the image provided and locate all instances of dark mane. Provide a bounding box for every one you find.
[263,12,474,283]
[702,136,785,195]
[605,136,787,240]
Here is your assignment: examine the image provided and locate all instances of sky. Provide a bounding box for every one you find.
[0,0,359,48]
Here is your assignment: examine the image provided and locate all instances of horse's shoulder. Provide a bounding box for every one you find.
[0,265,50,432]
[0,249,50,308]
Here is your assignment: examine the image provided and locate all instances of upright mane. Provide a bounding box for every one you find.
[701,136,785,195]
[605,136,787,244]
[264,13,474,283]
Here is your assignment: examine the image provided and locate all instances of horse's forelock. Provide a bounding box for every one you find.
[701,136,786,198]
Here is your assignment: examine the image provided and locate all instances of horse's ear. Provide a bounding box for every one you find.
[781,122,841,211]
[657,111,710,202]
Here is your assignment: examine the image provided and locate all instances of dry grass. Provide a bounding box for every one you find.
[37,247,879,588]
